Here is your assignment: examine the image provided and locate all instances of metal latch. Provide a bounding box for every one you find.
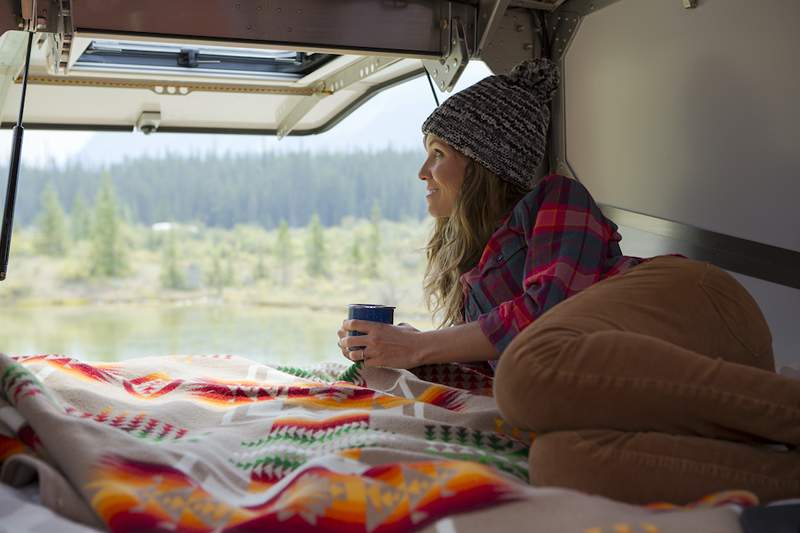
[422,17,470,92]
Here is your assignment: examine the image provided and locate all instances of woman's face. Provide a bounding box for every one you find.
[418,134,468,218]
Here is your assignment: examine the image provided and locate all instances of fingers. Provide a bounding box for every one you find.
[342,319,382,334]
[340,332,376,350]
[342,348,366,363]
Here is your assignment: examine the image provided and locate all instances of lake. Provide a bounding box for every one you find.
[0,304,432,365]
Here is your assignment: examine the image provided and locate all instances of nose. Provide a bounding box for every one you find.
[418,161,431,182]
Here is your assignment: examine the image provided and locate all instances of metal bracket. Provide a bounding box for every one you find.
[545,10,581,60]
[480,7,542,74]
[476,0,512,58]
[421,18,469,92]
[277,55,398,138]
[276,92,325,139]
[53,0,73,73]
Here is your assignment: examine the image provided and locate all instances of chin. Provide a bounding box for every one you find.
[426,204,444,218]
[426,198,455,218]
[427,207,451,219]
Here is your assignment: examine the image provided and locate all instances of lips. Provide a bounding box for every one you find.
[426,189,439,197]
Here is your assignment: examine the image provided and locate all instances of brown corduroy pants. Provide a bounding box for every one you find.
[494,256,800,504]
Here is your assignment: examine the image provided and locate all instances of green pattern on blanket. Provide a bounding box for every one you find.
[424,424,530,481]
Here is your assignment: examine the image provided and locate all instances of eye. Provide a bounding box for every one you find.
[433,149,444,159]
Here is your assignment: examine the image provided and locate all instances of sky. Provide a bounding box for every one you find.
[0,61,493,167]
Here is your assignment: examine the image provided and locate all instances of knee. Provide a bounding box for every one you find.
[700,264,775,370]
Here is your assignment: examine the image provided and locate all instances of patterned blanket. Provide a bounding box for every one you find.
[0,353,752,532]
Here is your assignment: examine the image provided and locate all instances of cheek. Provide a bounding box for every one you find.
[435,162,463,192]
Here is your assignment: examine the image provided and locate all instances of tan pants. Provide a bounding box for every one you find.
[494,256,800,504]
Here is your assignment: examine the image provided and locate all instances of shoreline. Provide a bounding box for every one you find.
[2,297,432,319]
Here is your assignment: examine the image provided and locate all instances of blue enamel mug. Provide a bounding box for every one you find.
[347,304,395,351]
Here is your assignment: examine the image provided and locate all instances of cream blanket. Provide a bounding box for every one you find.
[0,354,749,532]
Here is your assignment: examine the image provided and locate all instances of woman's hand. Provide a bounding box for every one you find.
[337,320,424,369]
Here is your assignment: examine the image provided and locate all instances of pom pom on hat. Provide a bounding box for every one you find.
[507,58,560,103]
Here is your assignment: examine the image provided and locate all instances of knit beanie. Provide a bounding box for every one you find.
[421,58,560,189]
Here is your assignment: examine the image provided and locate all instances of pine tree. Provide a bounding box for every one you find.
[253,248,268,281]
[90,177,127,277]
[305,213,327,278]
[223,249,236,287]
[70,193,91,242]
[348,236,363,276]
[366,203,381,278]
[160,229,184,289]
[35,182,68,256]
[275,220,293,284]
[206,250,225,294]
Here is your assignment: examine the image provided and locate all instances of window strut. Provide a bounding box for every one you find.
[424,68,440,107]
[0,31,34,281]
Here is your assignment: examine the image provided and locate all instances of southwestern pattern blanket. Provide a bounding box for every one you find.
[0,353,753,532]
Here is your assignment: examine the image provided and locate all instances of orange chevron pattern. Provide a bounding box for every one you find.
[88,455,521,533]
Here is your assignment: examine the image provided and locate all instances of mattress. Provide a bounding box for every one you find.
[0,483,98,533]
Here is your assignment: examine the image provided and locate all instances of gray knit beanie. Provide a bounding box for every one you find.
[421,58,560,189]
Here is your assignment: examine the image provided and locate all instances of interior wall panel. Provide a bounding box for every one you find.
[564,0,800,252]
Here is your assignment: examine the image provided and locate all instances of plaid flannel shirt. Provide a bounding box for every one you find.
[461,174,645,365]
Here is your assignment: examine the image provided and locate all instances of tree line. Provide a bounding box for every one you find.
[5,147,428,230]
[30,174,386,287]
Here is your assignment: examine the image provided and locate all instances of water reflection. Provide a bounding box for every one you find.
[0,305,361,365]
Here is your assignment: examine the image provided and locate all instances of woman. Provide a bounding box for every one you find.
[337,58,800,504]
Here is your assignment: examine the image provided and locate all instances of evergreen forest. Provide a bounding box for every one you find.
[1,148,436,325]
[7,147,428,229]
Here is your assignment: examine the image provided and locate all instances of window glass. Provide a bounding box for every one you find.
[0,60,493,364]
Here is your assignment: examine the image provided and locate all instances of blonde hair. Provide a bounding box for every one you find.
[423,160,530,327]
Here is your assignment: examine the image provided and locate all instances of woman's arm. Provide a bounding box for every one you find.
[338,320,498,369]
[477,175,621,354]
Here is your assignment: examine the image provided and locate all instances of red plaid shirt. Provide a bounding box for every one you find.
[461,174,644,364]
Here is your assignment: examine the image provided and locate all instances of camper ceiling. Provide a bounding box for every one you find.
[0,0,565,135]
